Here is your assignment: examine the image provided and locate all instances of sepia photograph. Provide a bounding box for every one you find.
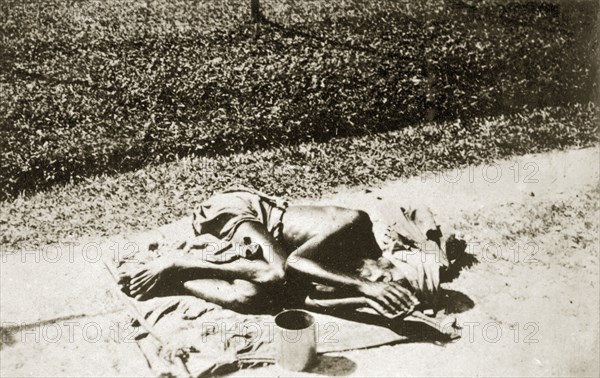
[0,0,598,376]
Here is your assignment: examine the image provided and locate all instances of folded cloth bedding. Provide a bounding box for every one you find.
[104,231,279,376]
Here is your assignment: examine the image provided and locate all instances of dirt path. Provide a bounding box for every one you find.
[1,146,598,377]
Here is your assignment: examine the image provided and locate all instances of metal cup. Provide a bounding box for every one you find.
[274,309,316,371]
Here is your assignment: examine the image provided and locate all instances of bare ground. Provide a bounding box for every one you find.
[1,146,599,377]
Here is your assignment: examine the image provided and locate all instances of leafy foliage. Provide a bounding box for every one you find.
[1,0,598,198]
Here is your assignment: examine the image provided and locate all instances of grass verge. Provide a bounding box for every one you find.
[0,104,596,249]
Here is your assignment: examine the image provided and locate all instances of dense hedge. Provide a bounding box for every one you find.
[1,0,598,198]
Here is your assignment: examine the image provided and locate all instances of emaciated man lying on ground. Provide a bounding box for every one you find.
[118,187,466,319]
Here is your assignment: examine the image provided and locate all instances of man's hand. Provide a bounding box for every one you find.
[359,281,419,317]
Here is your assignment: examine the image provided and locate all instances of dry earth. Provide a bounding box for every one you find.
[1,146,599,377]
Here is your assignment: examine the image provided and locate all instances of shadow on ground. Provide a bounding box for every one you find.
[309,355,357,376]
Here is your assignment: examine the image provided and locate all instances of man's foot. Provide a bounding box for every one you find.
[119,259,176,300]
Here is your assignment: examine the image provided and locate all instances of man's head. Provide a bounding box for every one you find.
[357,257,408,284]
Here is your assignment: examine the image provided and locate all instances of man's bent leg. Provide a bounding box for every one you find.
[183,278,274,314]
[184,220,286,313]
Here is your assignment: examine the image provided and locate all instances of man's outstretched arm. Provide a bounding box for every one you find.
[283,209,419,316]
[286,251,417,316]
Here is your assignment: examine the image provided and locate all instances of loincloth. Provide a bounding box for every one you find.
[192,187,288,242]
